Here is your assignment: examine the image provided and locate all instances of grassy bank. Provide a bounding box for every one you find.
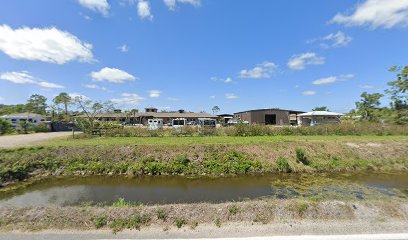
[1,136,407,186]
[0,198,407,232]
[44,135,408,146]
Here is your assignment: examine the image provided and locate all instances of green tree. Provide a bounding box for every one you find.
[212,106,220,115]
[355,92,384,121]
[73,96,114,133]
[26,94,47,115]
[0,118,13,135]
[387,66,408,124]
[53,92,72,119]
[312,106,330,111]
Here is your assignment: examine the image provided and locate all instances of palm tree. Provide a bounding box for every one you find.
[53,92,72,119]
[212,106,220,115]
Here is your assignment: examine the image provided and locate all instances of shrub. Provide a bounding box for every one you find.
[295,148,309,165]
[156,209,168,221]
[215,218,221,228]
[0,119,13,135]
[110,213,151,233]
[95,216,107,229]
[228,205,239,215]
[275,157,291,173]
[175,218,187,229]
[32,123,49,133]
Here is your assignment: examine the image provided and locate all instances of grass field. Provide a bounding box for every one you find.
[43,135,408,147]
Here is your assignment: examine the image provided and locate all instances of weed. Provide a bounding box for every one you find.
[275,157,291,173]
[215,218,221,228]
[175,218,187,229]
[295,148,309,165]
[228,205,239,215]
[156,208,168,221]
[190,221,199,230]
[110,213,150,233]
[112,198,141,207]
[94,216,107,229]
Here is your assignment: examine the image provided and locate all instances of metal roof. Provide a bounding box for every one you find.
[234,108,305,114]
[298,111,344,117]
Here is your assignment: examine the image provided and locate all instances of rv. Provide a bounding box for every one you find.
[172,118,186,128]
[198,118,217,127]
[147,118,163,130]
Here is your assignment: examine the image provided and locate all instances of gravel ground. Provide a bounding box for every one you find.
[0,132,74,148]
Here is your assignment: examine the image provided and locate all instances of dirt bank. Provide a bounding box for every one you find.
[0,199,407,233]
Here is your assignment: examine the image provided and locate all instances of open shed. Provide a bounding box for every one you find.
[297,111,343,126]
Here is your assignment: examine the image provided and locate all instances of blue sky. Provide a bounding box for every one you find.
[0,0,407,114]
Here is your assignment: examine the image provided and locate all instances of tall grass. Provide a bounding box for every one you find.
[100,122,408,138]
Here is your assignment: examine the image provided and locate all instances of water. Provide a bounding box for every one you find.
[0,173,407,206]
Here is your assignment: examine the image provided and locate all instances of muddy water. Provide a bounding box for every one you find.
[0,173,407,206]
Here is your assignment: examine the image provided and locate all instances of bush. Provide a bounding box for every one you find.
[228,205,239,215]
[275,157,291,173]
[295,148,309,165]
[175,218,187,229]
[156,209,168,221]
[31,123,49,133]
[0,119,13,135]
[94,216,107,229]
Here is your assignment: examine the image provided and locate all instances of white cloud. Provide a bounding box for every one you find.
[69,93,90,100]
[310,31,352,48]
[91,67,137,83]
[111,93,144,105]
[0,97,4,101]
[78,0,110,16]
[164,0,201,10]
[118,44,129,52]
[138,0,153,20]
[287,52,325,70]
[312,74,354,85]
[211,76,234,83]
[0,25,94,64]
[84,84,108,91]
[168,97,179,101]
[209,95,216,99]
[0,71,64,89]
[360,84,375,89]
[239,61,277,79]
[148,90,161,98]
[303,91,316,96]
[225,93,238,99]
[331,0,408,29]
[312,76,337,85]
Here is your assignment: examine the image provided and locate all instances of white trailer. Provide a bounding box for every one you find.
[147,118,163,130]
[172,118,186,128]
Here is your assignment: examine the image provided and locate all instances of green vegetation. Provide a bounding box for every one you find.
[1,136,407,186]
[215,218,221,228]
[110,213,151,233]
[112,198,142,207]
[0,118,13,135]
[94,216,107,229]
[295,148,309,165]
[47,134,408,147]
[175,218,187,229]
[228,205,239,215]
[93,122,408,138]
[275,157,291,173]
[156,209,168,221]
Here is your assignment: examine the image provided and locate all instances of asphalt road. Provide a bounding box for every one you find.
[0,132,73,148]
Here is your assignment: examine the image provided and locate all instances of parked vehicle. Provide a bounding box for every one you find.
[198,118,217,127]
[148,118,163,130]
[172,118,186,128]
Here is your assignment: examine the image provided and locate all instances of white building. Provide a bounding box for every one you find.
[1,113,45,129]
[297,111,343,126]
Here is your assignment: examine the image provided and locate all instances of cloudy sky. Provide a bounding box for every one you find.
[0,0,407,113]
